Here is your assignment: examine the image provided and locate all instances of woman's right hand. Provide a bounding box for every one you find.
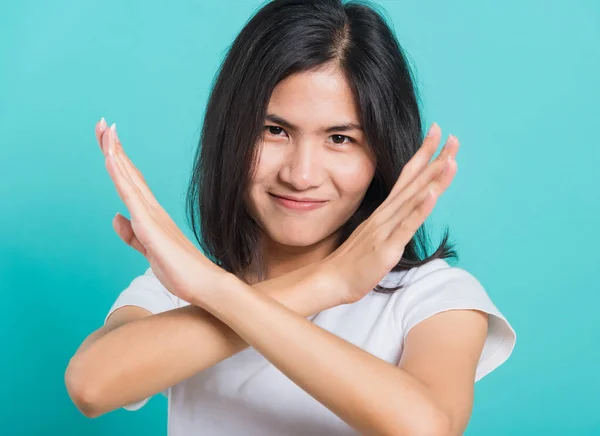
[319,123,459,305]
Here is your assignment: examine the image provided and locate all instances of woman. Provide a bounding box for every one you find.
[65,0,516,434]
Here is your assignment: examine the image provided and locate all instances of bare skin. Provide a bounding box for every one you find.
[66,65,487,436]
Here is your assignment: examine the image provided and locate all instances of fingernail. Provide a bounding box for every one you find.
[426,122,439,137]
[100,117,107,129]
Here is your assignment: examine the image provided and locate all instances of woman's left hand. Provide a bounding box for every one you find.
[94,118,232,305]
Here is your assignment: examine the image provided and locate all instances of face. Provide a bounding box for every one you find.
[245,64,376,258]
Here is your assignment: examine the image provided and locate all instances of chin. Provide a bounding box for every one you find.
[271,233,321,248]
[265,226,327,248]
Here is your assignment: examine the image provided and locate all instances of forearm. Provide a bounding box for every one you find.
[73,307,146,356]
[72,262,340,416]
[202,280,450,436]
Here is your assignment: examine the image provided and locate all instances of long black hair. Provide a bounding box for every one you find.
[185,0,458,293]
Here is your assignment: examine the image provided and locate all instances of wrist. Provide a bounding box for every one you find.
[312,260,348,308]
[248,261,345,314]
[189,270,242,309]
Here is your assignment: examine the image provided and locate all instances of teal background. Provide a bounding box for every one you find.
[1,0,598,434]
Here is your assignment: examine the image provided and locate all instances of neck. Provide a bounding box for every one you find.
[249,231,340,282]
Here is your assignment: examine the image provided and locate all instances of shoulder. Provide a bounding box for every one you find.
[104,266,184,326]
[387,258,490,309]
[385,258,517,381]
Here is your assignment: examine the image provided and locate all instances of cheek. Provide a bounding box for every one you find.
[246,146,282,209]
[250,142,284,183]
[332,155,376,196]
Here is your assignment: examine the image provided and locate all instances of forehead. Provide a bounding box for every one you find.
[267,67,360,129]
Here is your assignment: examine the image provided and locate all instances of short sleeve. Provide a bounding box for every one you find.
[104,266,179,325]
[393,259,516,382]
[104,266,178,411]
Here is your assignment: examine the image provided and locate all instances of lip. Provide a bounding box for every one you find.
[269,193,328,211]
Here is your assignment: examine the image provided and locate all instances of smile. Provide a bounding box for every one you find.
[268,193,329,211]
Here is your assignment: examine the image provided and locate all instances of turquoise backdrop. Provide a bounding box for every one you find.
[1,0,598,434]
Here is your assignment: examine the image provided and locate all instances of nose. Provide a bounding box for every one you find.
[278,139,324,191]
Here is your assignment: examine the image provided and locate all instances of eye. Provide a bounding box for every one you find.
[263,126,355,146]
[328,134,354,145]
[265,126,288,137]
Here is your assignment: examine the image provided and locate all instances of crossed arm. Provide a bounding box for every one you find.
[66,119,488,434]
[66,261,488,436]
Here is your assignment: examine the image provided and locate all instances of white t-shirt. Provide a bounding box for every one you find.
[104,258,516,435]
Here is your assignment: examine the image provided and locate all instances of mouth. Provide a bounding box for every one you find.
[268,193,329,211]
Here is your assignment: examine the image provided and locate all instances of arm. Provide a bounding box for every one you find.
[197,278,488,436]
[65,262,339,418]
[83,118,477,431]
[398,309,489,436]
[66,305,154,417]
[72,305,152,356]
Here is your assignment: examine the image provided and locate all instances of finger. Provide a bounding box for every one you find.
[388,124,457,199]
[430,156,457,200]
[387,136,459,220]
[393,123,443,191]
[99,121,137,184]
[113,212,147,256]
[388,186,439,248]
[401,133,460,199]
[399,154,457,219]
[104,124,143,199]
[105,137,150,220]
[388,159,457,247]
[101,122,112,158]
[96,117,108,153]
[401,156,457,226]
[380,154,456,244]
[109,124,160,208]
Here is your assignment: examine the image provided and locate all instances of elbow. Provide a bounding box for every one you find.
[64,358,102,419]
[394,408,452,436]
[418,410,453,436]
[431,413,453,436]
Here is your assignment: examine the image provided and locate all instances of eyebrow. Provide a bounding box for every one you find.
[265,113,363,134]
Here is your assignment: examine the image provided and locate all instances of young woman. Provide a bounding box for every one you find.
[66,0,516,434]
